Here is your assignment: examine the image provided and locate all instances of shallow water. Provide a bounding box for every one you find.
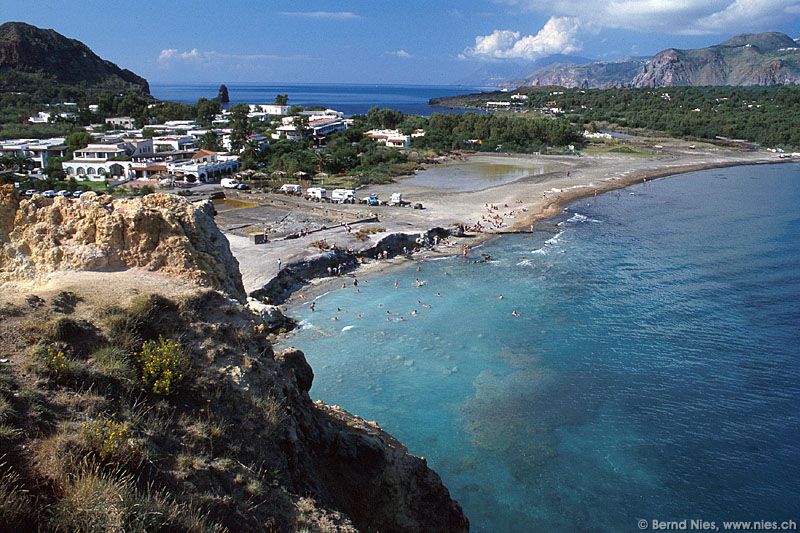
[279,163,800,531]
[403,158,546,192]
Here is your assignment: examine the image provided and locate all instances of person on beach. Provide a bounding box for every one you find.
[277,258,281,270]
[353,278,358,287]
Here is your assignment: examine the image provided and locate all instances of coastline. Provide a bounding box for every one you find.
[273,156,793,317]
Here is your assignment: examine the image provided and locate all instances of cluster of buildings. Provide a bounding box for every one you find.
[9,99,428,186]
[61,136,239,183]
[0,138,68,171]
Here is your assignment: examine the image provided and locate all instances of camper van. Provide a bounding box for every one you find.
[279,184,302,195]
[221,178,240,189]
[331,189,356,204]
[305,187,328,202]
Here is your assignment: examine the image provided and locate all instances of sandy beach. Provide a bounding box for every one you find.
[221,136,788,301]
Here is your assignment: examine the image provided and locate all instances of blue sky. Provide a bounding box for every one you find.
[3,0,800,84]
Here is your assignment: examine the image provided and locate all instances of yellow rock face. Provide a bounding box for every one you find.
[0,186,245,301]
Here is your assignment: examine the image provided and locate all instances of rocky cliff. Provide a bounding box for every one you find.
[0,21,150,94]
[0,187,245,301]
[631,33,800,87]
[0,186,469,531]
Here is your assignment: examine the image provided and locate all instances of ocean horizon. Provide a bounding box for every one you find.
[279,163,800,531]
[150,82,491,116]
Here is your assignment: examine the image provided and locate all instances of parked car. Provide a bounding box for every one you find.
[361,193,380,206]
[221,178,240,189]
[41,190,57,198]
[389,192,410,207]
[56,190,72,197]
[23,189,37,196]
[236,183,250,190]
[73,190,87,197]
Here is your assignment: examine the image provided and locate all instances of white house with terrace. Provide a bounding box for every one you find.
[61,139,153,181]
[163,150,239,183]
[0,138,68,170]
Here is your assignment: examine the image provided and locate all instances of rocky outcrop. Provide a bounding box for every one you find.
[0,187,245,301]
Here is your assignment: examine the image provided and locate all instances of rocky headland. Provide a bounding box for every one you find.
[0,185,468,531]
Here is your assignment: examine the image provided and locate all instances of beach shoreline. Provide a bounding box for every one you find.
[270,155,792,316]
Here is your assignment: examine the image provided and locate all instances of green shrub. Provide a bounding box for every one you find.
[44,346,73,379]
[92,346,135,382]
[80,416,134,462]
[138,337,187,395]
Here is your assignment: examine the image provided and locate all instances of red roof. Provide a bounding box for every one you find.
[192,149,217,160]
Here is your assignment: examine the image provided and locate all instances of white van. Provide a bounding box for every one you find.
[221,178,240,189]
[331,189,356,204]
[306,187,328,201]
[280,184,302,195]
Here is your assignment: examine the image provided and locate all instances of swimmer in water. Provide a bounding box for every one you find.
[498,295,504,300]
[512,310,520,317]
[411,310,418,316]
[309,302,316,312]
[394,280,398,289]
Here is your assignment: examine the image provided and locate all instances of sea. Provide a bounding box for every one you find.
[150,83,488,116]
[278,163,800,531]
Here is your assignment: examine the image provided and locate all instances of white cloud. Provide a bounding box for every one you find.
[495,0,800,35]
[157,49,310,66]
[463,17,583,60]
[386,49,412,59]
[279,11,361,20]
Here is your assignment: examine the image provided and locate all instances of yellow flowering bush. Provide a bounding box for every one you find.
[81,417,132,461]
[45,346,70,377]
[138,336,187,395]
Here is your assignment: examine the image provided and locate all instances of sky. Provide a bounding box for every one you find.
[3,0,800,85]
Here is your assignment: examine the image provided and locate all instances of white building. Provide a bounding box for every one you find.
[221,133,270,152]
[248,104,290,118]
[152,135,196,152]
[105,116,136,130]
[164,150,239,183]
[62,139,154,181]
[28,111,77,124]
[366,129,412,148]
[0,138,68,169]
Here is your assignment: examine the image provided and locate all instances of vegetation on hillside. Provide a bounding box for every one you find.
[432,85,800,148]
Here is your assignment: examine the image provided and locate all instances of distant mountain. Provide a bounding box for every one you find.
[524,58,648,89]
[0,21,150,96]
[457,55,593,87]
[513,32,800,89]
[631,32,800,87]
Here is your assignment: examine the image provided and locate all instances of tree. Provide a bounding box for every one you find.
[196,98,221,126]
[275,94,289,106]
[228,104,252,152]
[218,84,230,104]
[65,131,93,154]
[199,131,223,152]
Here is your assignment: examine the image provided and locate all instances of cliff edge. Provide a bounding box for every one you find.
[0,186,468,531]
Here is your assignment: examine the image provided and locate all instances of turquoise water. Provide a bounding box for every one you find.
[278,164,800,531]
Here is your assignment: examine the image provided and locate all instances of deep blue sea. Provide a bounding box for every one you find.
[278,163,800,531]
[150,83,487,116]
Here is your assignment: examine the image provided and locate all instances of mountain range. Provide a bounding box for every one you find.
[0,21,150,96]
[462,32,800,89]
